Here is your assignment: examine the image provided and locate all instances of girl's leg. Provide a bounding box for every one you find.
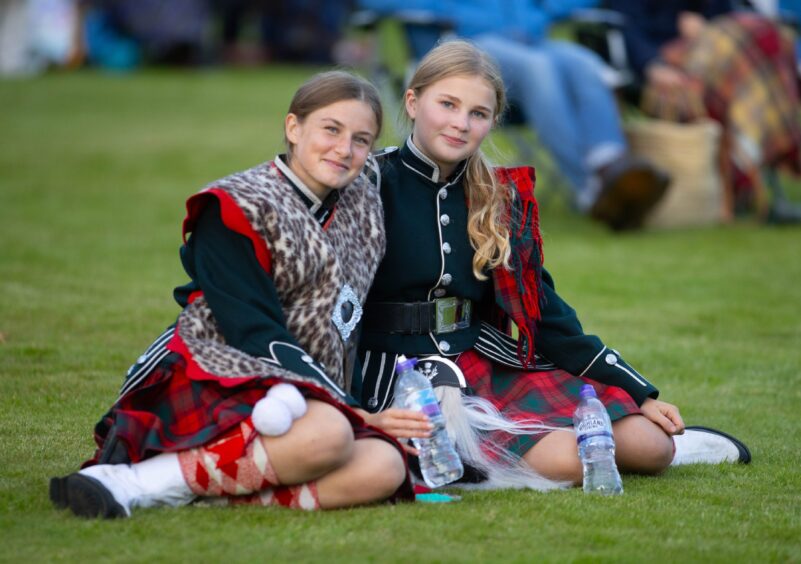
[522,427,583,485]
[210,438,407,511]
[611,414,674,474]
[179,399,355,497]
[168,404,405,511]
[522,415,673,484]
[60,399,359,517]
[259,399,355,484]
[313,438,407,509]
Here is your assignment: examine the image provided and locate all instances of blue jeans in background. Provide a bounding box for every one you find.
[476,35,627,207]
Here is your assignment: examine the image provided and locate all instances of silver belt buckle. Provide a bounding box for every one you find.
[434,297,471,334]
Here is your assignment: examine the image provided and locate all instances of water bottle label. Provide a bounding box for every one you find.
[576,415,611,443]
[577,430,613,443]
[407,388,440,418]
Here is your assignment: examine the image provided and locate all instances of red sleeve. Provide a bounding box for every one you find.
[183,188,272,274]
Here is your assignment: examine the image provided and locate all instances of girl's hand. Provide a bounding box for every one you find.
[355,408,433,455]
[640,398,685,436]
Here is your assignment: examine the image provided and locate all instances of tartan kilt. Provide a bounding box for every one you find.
[456,349,641,457]
[87,352,415,502]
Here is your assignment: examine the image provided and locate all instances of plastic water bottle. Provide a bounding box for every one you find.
[573,384,623,495]
[394,355,463,488]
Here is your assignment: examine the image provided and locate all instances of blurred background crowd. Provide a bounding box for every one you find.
[3,0,801,228]
[0,0,356,73]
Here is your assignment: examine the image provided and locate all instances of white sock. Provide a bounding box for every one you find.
[78,453,194,513]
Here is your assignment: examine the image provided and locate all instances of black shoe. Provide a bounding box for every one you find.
[49,476,69,509]
[63,474,128,519]
[590,155,671,231]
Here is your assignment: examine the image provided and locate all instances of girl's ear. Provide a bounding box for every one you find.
[285,113,300,145]
[404,89,418,120]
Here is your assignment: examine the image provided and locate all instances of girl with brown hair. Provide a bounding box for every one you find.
[50,70,419,518]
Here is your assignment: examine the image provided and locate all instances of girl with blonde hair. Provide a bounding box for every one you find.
[357,40,750,489]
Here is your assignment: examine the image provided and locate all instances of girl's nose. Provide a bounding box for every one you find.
[334,137,352,157]
[452,111,470,131]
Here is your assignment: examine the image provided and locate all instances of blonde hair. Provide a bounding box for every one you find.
[406,40,513,279]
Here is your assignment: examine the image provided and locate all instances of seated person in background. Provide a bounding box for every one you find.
[607,0,801,224]
[359,0,671,231]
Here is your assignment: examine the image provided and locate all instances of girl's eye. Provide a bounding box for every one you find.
[472,110,489,119]
[440,100,455,109]
[326,126,339,134]
[354,136,370,146]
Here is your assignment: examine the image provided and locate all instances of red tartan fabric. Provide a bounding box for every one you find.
[89,354,266,465]
[490,166,544,369]
[87,353,415,503]
[456,349,640,457]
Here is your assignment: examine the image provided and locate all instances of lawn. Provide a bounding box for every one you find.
[1,67,800,563]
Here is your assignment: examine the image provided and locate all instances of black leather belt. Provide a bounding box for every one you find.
[363,298,473,335]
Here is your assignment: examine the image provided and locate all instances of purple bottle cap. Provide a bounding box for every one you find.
[396,355,418,373]
[580,384,597,399]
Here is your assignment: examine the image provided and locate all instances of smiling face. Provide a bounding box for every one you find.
[405,74,497,178]
[285,98,379,199]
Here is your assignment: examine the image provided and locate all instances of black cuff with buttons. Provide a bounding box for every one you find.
[581,348,659,406]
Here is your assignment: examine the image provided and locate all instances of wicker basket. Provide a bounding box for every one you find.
[625,118,723,229]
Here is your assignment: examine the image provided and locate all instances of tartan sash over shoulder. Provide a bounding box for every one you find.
[491,166,544,369]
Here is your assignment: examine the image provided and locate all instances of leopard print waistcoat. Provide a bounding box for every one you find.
[175,160,385,392]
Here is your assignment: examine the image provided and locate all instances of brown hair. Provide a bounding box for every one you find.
[284,70,383,155]
[406,40,512,279]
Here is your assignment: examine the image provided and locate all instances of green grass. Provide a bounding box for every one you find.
[2,68,801,563]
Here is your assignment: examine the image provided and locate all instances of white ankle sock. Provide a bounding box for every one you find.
[79,453,195,513]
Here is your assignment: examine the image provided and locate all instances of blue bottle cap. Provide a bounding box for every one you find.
[580,384,597,399]
[396,355,418,373]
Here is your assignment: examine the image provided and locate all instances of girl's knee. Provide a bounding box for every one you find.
[297,401,354,470]
[360,440,407,497]
[523,431,584,485]
[532,452,583,485]
[641,433,674,473]
[614,416,674,474]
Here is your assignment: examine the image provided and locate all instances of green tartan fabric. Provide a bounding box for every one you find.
[457,349,641,457]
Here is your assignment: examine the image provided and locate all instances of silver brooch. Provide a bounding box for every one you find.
[332,284,362,342]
